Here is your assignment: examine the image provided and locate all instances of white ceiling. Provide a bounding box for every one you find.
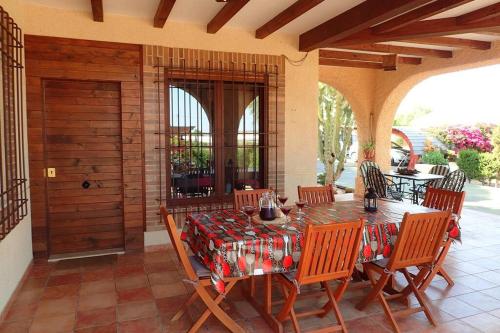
[23,0,500,41]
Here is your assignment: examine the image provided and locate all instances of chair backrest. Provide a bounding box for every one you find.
[297,184,335,205]
[295,220,364,285]
[387,210,451,271]
[422,187,465,217]
[428,165,450,188]
[360,160,380,188]
[233,188,270,211]
[439,169,466,192]
[160,206,197,281]
[366,166,388,198]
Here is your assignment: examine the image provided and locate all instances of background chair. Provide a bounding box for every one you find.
[297,184,335,205]
[413,165,450,202]
[160,207,246,333]
[360,160,380,188]
[438,169,467,192]
[366,166,404,201]
[274,220,364,333]
[418,187,465,291]
[233,188,270,211]
[356,211,451,333]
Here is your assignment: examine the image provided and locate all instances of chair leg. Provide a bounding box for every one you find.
[189,280,244,333]
[320,279,349,318]
[323,282,347,332]
[356,267,390,311]
[401,269,436,327]
[171,290,199,321]
[276,287,298,322]
[280,283,300,333]
[419,239,454,291]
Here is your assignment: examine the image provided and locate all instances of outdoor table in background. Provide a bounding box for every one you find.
[384,170,445,204]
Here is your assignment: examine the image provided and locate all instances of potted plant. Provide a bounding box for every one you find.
[362,140,375,160]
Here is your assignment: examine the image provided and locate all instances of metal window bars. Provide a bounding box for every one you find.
[154,58,280,226]
[0,6,28,241]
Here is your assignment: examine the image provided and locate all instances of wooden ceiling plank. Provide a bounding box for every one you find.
[403,36,491,50]
[319,49,422,65]
[256,0,325,39]
[154,0,177,28]
[299,0,435,51]
[331,16,500,47]
[207,0,250,34]
[319,58,384,69]
[332,43,453,58]
[457,2,500,24]
[382,54,398,71]
[91,0,103,22]
[372,0,474,33]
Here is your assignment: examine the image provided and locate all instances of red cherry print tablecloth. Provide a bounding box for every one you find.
[180,199,460,293]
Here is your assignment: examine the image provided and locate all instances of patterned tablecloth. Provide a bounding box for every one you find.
[181,199,460,293]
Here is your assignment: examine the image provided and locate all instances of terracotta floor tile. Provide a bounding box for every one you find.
[147,271,181,286]
[117,287,153,303]
[456,292,500,312]
[145,262,172,274]
[47,272,81,287]
[117,300,157,322]
[419,320,481,333]
[461,312,500,332]
[75,323,117,333]
[0,320,30,333]
[41,284,80,300]
[81,268,114,282]
[76,306,116,329]
[118,316,162,333]
[431,297,483,319]
[12,289,43,305]
[454,275,498,291]
[30,313,75,333]
[28,266,52,279]
[345,315,392,333]
[115,274,148,291]
[151,282,187,299]
[20,278,47,292]
[114,264,144,278]
[80,280,116,295]
[78,291,117,312]
[4,303,38,322]
[34,297,77,318]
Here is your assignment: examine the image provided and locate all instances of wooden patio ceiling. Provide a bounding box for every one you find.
[85,0,500,71]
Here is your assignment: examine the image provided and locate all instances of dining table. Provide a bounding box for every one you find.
[181,199,460,332]
[384,171,445,204]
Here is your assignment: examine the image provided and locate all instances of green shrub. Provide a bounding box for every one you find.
[479,152,500,184]
[421,151,448,165]
[457,149,481,181]
[317,173,326,185]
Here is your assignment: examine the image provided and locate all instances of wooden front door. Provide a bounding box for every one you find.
[43,80,124,256]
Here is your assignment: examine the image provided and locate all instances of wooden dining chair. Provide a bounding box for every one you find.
[160,207,246,333]
[418,187,465,291]
[233,188,270,210]
[274,220,364,333]
[356,210,451,333]
[297,184,335,205]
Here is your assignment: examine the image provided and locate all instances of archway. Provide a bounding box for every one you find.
[317,82,357,192]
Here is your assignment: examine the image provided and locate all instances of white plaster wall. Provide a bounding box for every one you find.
[0,0,32,316]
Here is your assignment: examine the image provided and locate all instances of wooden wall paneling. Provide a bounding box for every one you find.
[25,35,144,257]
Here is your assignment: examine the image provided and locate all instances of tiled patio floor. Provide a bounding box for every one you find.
[1,208,500,333]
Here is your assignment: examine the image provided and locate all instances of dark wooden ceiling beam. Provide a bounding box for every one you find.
[457,2,500,24]
[372,0,473,33]
[331,16,500,47]
[91,0,103,22]
[319,49,421,65]
[319,58,384,69]
[256,0,324,39]
[331,43,453,58]
[403,36,492,50]
[207,0,250,34]
[299,0,435,51]
[154,0,176,28]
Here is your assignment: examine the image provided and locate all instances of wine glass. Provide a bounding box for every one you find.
[241,205,256,229]
[277,194,288,207]
[280,206,293,229]
[295,200,307,220]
